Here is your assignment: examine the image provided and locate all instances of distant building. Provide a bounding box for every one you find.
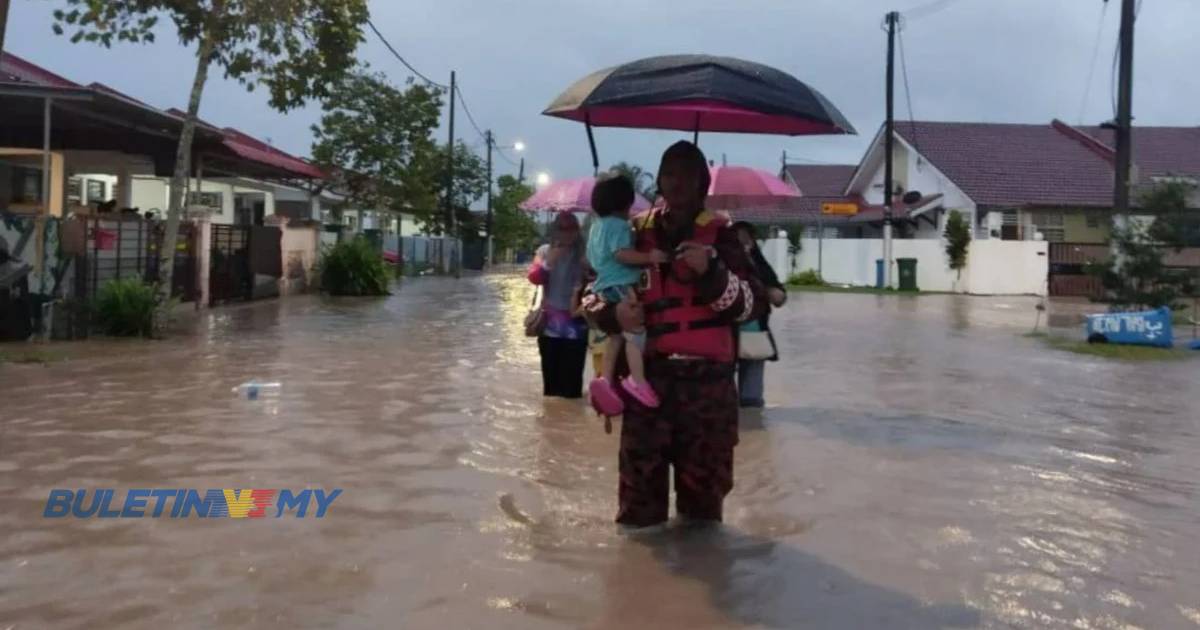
[764,119,1200,244]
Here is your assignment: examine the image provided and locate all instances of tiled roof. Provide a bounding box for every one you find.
[732,191,942,225]
[221,128,325,179]
[1,52,323,180]
[0,52,79,87]
[893,120,1117,208]
[784,164,857,198]
[1078,125,1200,180]
[732,164,858,224]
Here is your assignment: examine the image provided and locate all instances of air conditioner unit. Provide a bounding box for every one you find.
[185,191,222,217]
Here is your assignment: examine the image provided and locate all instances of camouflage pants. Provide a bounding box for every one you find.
[617,359,739,527]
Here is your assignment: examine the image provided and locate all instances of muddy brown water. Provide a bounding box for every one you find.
[2,276,1198,629]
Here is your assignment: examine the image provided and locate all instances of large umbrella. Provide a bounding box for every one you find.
[705,165,803,211]
[544,54,856,170]
[520,176,652,214]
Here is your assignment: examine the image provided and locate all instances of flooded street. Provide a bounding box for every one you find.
[2,275,1199,629]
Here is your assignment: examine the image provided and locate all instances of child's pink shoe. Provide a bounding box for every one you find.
[621,377,660,408]
[589,378,625,416]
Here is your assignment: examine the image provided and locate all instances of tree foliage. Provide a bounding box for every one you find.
[420,141,487,237]
[1089,182,1199,310]
[492,175,539,254]
[311,70,443,218]
[52,0,369,111]
[943,210,972,279]
[52,0,369,317]
[609,161,656,201]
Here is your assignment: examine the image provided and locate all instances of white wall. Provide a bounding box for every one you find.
[854,135,980,240]
[785,237,1048,295]
[966,239,1048,295]
[129,177,278,225]
[761,237,791,280]
[130,176,169,214]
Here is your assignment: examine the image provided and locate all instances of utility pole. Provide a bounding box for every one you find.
[518,157,525,184]
[485,129,494,269]
[445,70,459,278]
[883,10,898,290]
[0,0,10,60]
[1113,0,1136,222]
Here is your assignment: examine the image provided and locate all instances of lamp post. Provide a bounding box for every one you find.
[534,172,553,238]
[485,133,525,268]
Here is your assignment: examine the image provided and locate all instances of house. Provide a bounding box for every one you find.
[775,119,1200,245]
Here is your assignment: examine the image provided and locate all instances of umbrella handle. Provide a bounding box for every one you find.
[585,114,599,176]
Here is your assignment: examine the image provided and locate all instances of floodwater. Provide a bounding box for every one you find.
[2,276,1198,629]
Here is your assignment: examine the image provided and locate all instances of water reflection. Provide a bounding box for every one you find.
[2,277,1198,629]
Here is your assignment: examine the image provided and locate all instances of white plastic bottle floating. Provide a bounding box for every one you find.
[232,381,282,401]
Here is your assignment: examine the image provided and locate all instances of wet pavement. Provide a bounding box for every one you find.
[2,275,1198,629]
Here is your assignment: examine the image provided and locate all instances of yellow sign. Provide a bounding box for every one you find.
[821,202,858,215]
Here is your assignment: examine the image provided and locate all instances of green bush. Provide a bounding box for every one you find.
[787,270,825,286]
[94,278,157,337]
[319,237,391,296]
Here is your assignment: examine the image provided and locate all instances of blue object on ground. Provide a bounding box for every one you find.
[875,259,884,289]
[1085,306,1174,348]
[1189,339,1200,351]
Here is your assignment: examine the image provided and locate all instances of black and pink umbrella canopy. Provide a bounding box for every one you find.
[544,55,856,137]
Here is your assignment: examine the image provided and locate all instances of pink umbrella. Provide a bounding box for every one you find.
[705,165,804,211]
[520,176,652,213]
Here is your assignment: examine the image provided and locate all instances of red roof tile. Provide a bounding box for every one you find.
[1077,125,1200,180]
[221,128,325,179]
[0,52,79,88]
[784,164,857,197]
[894,121,1117,208]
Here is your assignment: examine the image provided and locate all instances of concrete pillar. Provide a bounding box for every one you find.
[117,162,133,210]
[195,218,211,310]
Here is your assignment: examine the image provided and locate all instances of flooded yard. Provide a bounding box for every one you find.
[2,275,1198,629]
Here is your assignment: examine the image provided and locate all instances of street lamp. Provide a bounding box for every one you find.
[484,133,528,267]
[536,172,552,187]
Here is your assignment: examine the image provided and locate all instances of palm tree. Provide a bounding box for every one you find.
[609,162,656,201]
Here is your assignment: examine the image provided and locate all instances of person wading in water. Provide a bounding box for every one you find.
[591,141,766,529]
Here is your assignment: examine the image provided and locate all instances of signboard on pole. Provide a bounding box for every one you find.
[821,202,858,216]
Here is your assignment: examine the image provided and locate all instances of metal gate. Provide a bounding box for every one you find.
[78,216,197,302]
[1048,242,1108,298]
[209,224,252,305]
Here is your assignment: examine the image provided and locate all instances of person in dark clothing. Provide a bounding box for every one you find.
[527,212,589,398]
[730,221,788,408]
[592,141,767,528]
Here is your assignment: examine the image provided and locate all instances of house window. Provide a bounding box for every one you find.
[1086,213,1101,229]
[1034,212,1064,227]
[86,179,107,203]
[13,167,42,202]
[187,191,223,211]
[1039,228,1065,242]
[67,177,82,204]
[1031,212,1065,241]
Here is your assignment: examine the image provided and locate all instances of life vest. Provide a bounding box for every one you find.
[634,208,735,362]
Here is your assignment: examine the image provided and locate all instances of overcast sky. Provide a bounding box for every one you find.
[8,0,1200,198]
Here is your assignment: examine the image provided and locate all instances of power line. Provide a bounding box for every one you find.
[1077,0,1110,124]
[898,27,920,154]
[903,0,969,21]
[495,146,521,168]
[365,19,525,172]
[455,84,487,142]
[366,19,447,89]
[1108,0,1142,120]
[782,155,851,166]
[1110,24,1120,118]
